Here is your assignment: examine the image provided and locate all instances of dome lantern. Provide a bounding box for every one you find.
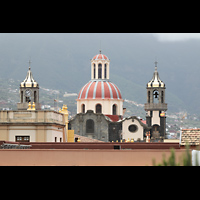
[91,50,110,80]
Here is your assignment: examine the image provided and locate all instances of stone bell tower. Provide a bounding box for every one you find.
[144,61,167,141]
[17,61,41,110]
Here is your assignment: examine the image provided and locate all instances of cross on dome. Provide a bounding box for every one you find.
[28,59,32,70]
[155,60,158,71]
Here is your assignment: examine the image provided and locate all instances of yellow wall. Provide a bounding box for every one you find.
[0,126,8,141]
[67,130,74,142]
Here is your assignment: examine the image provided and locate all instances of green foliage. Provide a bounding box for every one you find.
[153,144,193,166]
[182,144,192,166]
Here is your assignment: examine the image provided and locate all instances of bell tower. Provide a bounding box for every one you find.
[144,61,167,141]
[17,61,41,110]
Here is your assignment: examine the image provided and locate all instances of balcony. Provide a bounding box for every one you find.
[144,103,168,111]
[0,110,65,126]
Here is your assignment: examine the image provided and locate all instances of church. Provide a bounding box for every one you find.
[0,62,67,143]
[69,50,167,142]
[0,49,167,143]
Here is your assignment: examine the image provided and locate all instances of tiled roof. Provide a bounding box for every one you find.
[74,134,104,142]
[92,53,109,60]
[105,115,120,122]
[181,129,200,146]
[78,80,122,100]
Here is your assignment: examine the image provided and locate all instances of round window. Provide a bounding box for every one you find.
[128,125,138,133]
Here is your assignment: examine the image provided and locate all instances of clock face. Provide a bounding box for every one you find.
[25,89,31,97]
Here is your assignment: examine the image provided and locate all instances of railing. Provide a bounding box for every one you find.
[0,111,65,125]
[144,103,167,111]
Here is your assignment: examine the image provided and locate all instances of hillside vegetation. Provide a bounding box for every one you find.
[0,33,199,114]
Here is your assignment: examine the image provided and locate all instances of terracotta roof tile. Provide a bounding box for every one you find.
[74,134,104,142]
[181,129,200,146]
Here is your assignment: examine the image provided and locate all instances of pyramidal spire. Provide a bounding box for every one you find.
[20,60,38,88]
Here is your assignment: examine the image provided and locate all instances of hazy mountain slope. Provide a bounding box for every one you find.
[0,33,199,114]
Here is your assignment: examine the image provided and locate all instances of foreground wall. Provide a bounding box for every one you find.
[0,149,186,166]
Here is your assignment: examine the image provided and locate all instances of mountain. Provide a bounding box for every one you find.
[0,33,199,114]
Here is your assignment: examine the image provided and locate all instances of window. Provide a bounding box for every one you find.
[60,138,62,142]
[55,137,57,142]
[152,125,159,134]
[26,97,31,103]
[148,91,150,103]
[34,91,37,102]
[112,104,117,115]
[98,64,102,79]
[81,104,85,113]
[104,64,107,79]
[153,90,159,103]
[21,91,23,103]
[86,119,94,133]
[16,136,30,142]
[161,91,164,103]
[128,125,138,133]
[93,64,96,79]
[96,104,102,113]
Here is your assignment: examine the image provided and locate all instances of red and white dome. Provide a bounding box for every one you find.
[78,80,122,100]
[92,53,109,60]
[77,51,123,116]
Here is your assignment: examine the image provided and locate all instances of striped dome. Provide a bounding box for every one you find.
[92,53,109,60]
[78,80,122,100]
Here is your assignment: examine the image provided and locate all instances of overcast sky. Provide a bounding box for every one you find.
[150,33,200,42]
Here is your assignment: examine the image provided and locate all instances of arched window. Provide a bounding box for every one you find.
[112,104,117,115]
[96,104,102,113]
[34,91,37,102]
[148,91,150,103]
[161,91,164,103]
[104,64,107,79]
[86,119,94,133]
[98,64,102,79]
[152,125,159,134]
[21,91,23,103]
[153,90,159,103]
[93,64,96,79]
[26,97,31,103]
[81,104,85,113]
